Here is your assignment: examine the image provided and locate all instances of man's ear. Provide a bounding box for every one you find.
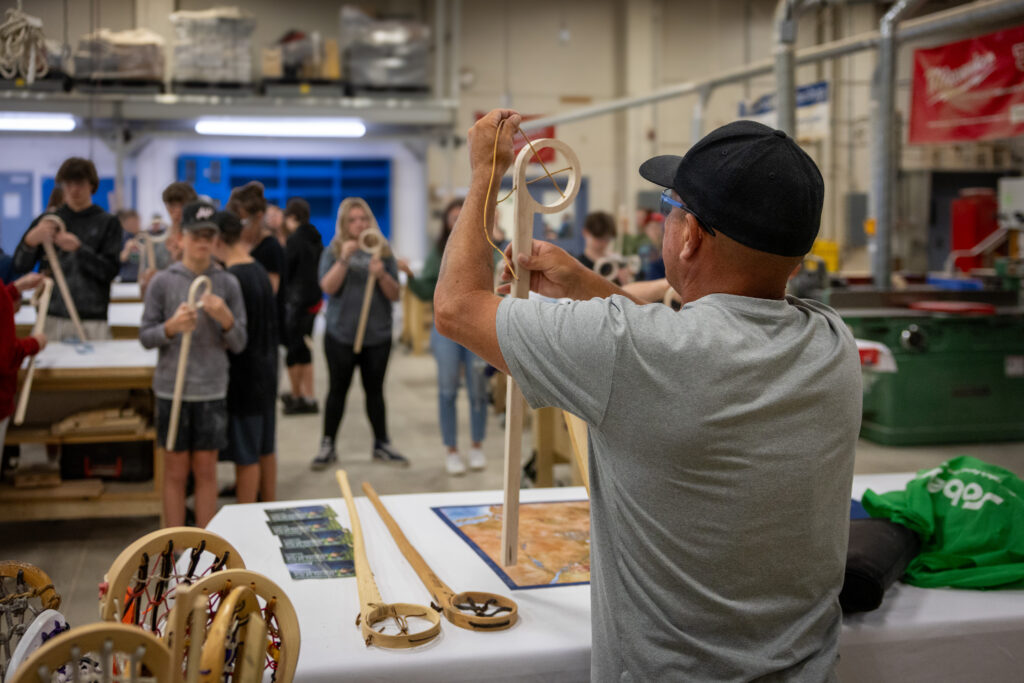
[679,213,704,261]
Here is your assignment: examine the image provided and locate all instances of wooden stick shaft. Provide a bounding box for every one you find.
[362,482,454,604]
[42,240,87,342]
[166,276,210,452]
[14,279,53,426]
[336,470,384,608]
[353,272,376,354]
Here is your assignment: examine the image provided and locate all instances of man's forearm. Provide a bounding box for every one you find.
[437,176,498,305]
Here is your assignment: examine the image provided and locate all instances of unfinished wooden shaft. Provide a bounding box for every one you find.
[39,215,87,342]
[166,275,211,452]
[353,230,385,354]
[501,137,582,567]
[13,278,53,426]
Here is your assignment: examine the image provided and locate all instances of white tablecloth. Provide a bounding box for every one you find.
[15,302,144,328]
[207,474,1024,682]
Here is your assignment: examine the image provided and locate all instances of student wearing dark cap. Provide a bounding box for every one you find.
[212,210,278,504]
[435,110,861,681]
[14,157,122,340]
[140,201,247,528]
[280,197,323,415]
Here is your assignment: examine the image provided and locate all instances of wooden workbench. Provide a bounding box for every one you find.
[0,341,163,524]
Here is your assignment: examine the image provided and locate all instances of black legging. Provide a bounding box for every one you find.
[323,334,391,444]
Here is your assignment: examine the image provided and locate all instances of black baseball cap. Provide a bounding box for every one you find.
[181,201,219,234]
[639,120,824,257]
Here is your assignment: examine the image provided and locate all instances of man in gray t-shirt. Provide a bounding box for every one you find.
[434,110,861,682]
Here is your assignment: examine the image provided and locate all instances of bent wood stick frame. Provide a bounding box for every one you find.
[335,470,441,649]
[197,585,262,683]
[166,275,211,452]
[362,481,518,631]
[39,214,87,342]
[137,230,170,274]
[353,229,386,354]
[13,277,53,426]
[502,138,582,566]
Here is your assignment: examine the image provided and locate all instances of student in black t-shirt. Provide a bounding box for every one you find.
[281,198,324,415]
[212,209,279,504]
[229,183,287,379]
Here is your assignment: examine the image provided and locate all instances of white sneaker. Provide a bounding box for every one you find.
[467,447,486,471]
[446,452,467,476]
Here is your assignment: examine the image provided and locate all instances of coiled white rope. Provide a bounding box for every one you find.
[0,4,49,83]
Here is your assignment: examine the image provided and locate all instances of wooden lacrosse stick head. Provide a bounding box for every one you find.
[187,274,211,309]
[28,277,54,317]
[358,602,442,649]
[357,229,386,256]
[98,527,245,627]
[442,591,518,631]
[197,585,262,683]
[336,470,441,649]
[0,561,61,611]
[164,568,299,683]
[6,622,173,683]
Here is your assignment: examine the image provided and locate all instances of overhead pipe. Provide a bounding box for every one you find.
[521,0,1024,132]
[774,0,803,136]
[870,0,926,290]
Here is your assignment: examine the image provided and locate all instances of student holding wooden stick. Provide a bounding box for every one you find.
[311,197,405,470]
[0,272,47,446]
[140,201,247,527]
[435,110,860,681]
[13,157,122,341]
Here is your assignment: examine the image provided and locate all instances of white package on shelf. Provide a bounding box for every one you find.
[170,7,255,83]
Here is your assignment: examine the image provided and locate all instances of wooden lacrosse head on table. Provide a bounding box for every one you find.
[336,470,441,649]
[196,585,266,683]
[164,568,300,683]
[98,528,245,636]
[502,137,582,567]
[0,562,62,681]
[13,277,53,426]
[38,213,88,343]
[362,482,518,631]
[6,622,173,683]
[166,274,211,451]
[353,229,387,354]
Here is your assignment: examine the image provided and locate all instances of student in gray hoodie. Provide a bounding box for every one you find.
[140,201,247,527]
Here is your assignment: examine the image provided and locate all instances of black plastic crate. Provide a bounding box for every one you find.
[60,441,153,482]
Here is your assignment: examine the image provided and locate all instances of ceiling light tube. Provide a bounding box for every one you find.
[194,117,366,138]
[0,112,76,132]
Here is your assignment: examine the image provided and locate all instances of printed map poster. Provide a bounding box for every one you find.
[909,25,1024,143]
[432,500,590,590]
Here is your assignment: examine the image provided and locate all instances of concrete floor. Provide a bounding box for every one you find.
[3,337,1023,631]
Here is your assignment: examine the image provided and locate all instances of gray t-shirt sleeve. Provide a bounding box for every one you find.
[139,272,171,348]
[496,295,622,426]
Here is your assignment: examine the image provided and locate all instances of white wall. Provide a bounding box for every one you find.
[0,135,119,214]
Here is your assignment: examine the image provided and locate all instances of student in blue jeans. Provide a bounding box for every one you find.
[399,199,489,475]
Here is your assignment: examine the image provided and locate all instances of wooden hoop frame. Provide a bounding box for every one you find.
[336,470,441,649]
[7,622,173,683]
[164,568,300,683]
[197,585,262,683]
[503,138,582,566]
[98,527,245,626]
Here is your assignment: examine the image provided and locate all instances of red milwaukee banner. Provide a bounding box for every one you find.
[909,25,1024,144]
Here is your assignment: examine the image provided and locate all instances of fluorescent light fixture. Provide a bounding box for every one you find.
[0,112,76,132]
[194,117,366,138]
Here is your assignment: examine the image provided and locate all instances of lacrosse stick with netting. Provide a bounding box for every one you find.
[164,569,299,683]
[6,622,173,683]
[98,528,245,638]
[0,562,62,682]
